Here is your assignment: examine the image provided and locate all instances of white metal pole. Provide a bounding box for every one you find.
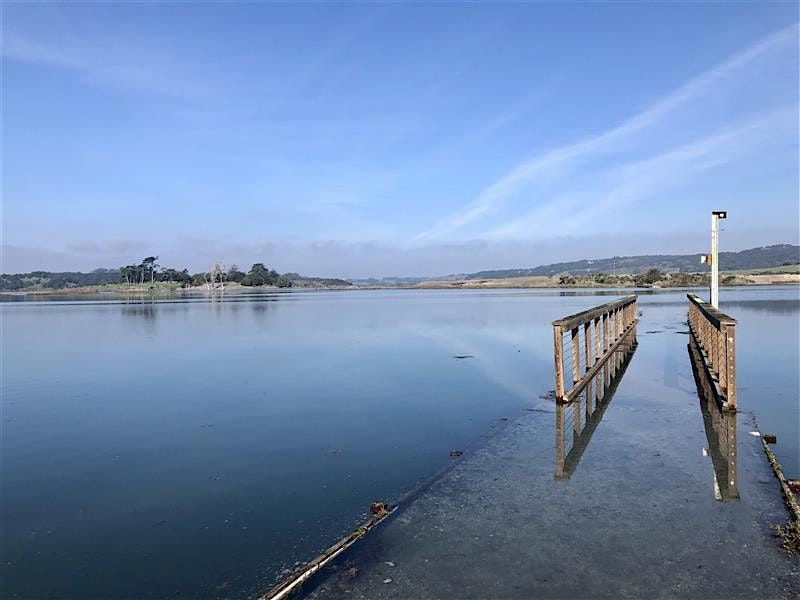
[711,213,719,308]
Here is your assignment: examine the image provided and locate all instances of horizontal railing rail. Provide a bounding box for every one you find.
[687,294,737,411]
[552,295,638,403]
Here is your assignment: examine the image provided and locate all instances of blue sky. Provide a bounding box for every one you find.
[2,2,798,277]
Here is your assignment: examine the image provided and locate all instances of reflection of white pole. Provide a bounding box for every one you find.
[711,213,719,308]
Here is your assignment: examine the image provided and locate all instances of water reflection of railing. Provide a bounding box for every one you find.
[688,333,739,501]
[555,326,637,480]
[552,295,638,403]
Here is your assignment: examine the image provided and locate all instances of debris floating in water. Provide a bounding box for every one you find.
[453,355,475,360]
[383,578,393,584]
[370,502,391,517]
[449,450,464,457]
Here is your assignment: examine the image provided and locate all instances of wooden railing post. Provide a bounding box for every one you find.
[583,322,591,373]
[554,325,565,401]
[571,328,580,384]
[594,317,601,364]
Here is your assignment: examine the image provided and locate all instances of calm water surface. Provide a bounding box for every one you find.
[1,287,797,599]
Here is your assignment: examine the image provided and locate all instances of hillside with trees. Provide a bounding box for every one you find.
[449,244,800,280]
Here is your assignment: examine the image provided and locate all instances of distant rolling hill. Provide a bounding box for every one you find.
[447,244,800,281]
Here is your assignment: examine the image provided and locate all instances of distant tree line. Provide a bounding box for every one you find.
[557,269,711,287]
[0,268,120,291]
[1,257,294,291]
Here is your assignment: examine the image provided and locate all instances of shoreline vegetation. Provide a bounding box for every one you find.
[2,245,798,295]
[0,258,353,294]
[1,266,798,296]
[413,266,800,290]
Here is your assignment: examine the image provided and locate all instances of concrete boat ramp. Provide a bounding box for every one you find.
[292,300,799,599]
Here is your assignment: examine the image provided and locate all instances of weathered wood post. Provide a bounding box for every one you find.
[571,328,580,384]
[594,317,601,365]
[554,324,565,401]
[583,322,592,374]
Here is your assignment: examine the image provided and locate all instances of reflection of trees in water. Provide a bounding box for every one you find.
[192,295,277,321]
[121,303,157,319]
[121,302,158,336]
[209,294,225,319]
[226,300,241,319]
[557,289,640,298]
[250,299,277,320]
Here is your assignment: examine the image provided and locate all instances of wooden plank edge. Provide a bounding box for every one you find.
[260,508,395,600]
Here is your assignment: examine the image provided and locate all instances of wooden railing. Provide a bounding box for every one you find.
[687,294,737,411]
[555,334,637,479]
[552,295,638,403]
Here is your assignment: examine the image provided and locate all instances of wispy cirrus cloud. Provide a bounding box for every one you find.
[415,23,799,241]
[2,26,215,99]
[485,106,797,239]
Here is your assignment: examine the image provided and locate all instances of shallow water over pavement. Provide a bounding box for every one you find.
[1,287,797,598]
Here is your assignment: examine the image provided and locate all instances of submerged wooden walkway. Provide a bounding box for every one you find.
[267,295,799,600]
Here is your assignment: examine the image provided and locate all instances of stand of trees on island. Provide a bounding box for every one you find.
[118,259,292,288]
[0,257,352,291]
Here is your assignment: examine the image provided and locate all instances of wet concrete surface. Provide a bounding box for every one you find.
[305,305,800,599]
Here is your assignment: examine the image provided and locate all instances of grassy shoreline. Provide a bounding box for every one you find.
[2,271,798,296]
[413,271,800,290]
